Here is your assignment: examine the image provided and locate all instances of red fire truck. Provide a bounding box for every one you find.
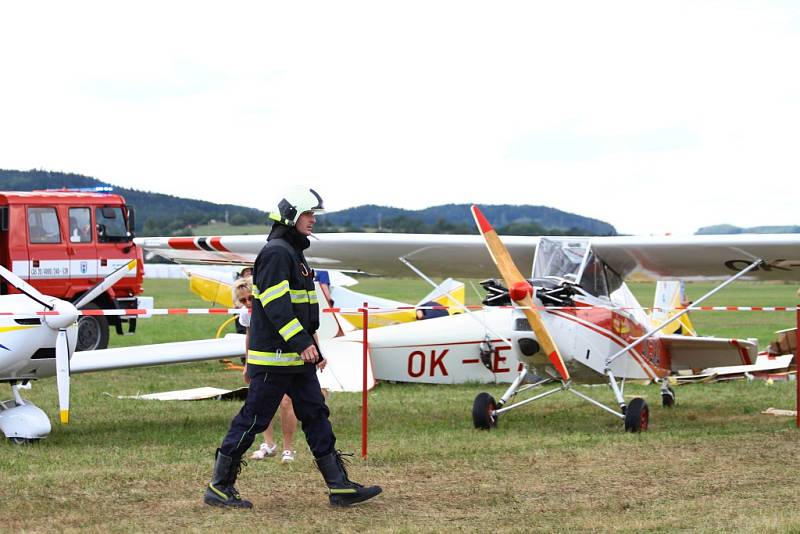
[0,190,147,351]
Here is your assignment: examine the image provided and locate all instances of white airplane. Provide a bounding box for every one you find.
[138,209,800,432]
[0,260,375,442]
[0,261,254,442]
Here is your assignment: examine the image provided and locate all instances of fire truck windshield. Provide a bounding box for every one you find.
[95,207,130,242]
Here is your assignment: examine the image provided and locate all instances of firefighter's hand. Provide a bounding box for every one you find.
[301,344,319,363]
[242,366,250,385]
[317,358,327,371]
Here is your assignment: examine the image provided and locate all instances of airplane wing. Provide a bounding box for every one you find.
[137,232,800,281]
[590,234,800,282]
[673,353,794,382]
[69,334,371,392]
[660,334,758,371]
[69,334,246,374]
[136,233,538,277]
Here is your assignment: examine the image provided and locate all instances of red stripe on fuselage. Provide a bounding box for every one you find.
[209,237,230,252]
[548,309,664,379]
[384,339,505,350]
[167,238,199,250]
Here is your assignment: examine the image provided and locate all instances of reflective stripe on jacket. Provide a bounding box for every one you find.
[247,236,319,373]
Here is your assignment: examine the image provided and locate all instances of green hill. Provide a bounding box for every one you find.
[1,169,618,236]
[316,203,617,235]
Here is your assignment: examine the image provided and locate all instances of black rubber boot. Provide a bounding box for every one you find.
[315,451,382,507]
[204,449,253,509]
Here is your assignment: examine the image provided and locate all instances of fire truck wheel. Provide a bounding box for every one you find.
[76,303,109,351]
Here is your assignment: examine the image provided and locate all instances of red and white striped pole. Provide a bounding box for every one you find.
[362,301,369,459]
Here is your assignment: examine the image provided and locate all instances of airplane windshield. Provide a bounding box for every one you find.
[532,237,620,298]
[532,238,590,282]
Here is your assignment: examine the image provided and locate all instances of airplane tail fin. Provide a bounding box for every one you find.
[416,278,465,314]
[651,281,696,336]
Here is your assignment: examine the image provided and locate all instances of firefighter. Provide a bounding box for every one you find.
[204,186,382,509]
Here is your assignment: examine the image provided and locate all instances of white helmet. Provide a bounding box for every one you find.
[269,186,325,226]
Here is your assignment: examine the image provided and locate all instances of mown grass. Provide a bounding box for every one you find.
[1,278,798,532]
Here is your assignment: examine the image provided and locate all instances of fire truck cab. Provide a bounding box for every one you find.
[0,190,147,351]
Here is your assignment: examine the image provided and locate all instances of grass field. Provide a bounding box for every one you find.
[1,278,799,532]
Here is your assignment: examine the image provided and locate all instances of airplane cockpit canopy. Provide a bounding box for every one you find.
[532,238,587,282]
[532,238,623,298]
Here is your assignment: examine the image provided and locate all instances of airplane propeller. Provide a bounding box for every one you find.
[0,264,55,310]
[0,260,137,424]
[74,260,137,310]
[470,205,570,381]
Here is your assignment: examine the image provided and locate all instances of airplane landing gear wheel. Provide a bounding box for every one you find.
[624,397,649,432]
[8,437,39,445]
[472,392,497,430]
[661,386,675,408]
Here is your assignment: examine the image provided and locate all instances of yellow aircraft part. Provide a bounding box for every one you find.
[432,284,465,312]
[340,284,466,329]
[660,290,697,336]
[188,269,467,331]
[189,273,234,308]
[216,315,238,338]
[662,313,696,336]
[0,325,37,333]
[341,309,418,329]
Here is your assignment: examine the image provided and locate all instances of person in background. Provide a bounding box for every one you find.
[315,269,333,307]
[232,272,253,335]
[415,300,449,320]
[249,398,297,463]
[232,277,253,310]
[69,217,81,242]
[234,276,298,463]
[231,277,252,359]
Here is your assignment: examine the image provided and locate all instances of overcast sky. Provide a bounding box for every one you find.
[1,1,798,235]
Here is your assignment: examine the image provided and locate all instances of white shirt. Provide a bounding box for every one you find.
[238,306,251,328]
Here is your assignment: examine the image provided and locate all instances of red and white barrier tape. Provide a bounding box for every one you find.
[340,305,800,313]
[0,308,241,317]
[1,305,799,318]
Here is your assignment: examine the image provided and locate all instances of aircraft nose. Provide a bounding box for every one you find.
[42,300,79,330]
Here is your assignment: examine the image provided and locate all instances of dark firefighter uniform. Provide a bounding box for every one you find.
[205,189,381,509]
[219,224,336,460]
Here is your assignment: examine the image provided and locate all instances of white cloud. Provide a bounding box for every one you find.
[0,1,798,235]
